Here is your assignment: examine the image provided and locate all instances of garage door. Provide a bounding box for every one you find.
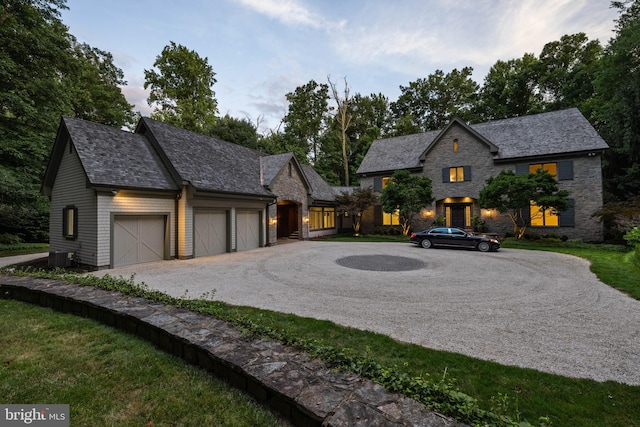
[236,211,260,251]
[194,210,228,257]
[113,215,166,267]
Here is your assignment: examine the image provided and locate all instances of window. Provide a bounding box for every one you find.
[383,209,400,226]
[443,166,471,183]
[62,206,78,240]
[453,139,459,152]
[382,177,391,189]
[309,207,335,230]
[450,167,464,182]
[530,201,559,227]
[529,162,557,178]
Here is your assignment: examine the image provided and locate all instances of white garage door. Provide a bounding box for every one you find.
[236,211,261,251]
[194,210,228,257]
[113,215,166,267]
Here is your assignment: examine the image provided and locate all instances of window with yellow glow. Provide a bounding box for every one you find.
[449,167,464,182]
[382,177,391,189]
[529,163,557,179]
[453,139,459,152]
[530,201,559,226]
[63,206,78,240]
[383,210,400,226]
[310,207,335,230]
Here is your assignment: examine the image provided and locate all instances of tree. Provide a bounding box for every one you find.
[537,33,602,111]
[334,187,377,235]
[328,76,353,186]
[66,41,135,127]
[144,41,218,133]
[391,67,480,132]
[592,0,640,201]
[380,170,434,235]
[207,114,260,150]
[281,80,329,164]
[479,169,570,239]
[478,54,542,120]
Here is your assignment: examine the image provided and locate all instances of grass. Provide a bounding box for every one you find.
[0,243,49,257]
[3,235,640,426]
[0,299,287,427]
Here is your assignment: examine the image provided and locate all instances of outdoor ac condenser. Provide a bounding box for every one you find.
[48,251,72,268]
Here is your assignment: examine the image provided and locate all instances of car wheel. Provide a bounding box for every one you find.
[420,239,432,249]
[477,241,490,252]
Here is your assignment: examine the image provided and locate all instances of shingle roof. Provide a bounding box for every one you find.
[61,117,178,191]
[140,118,274,197]
[301,165,337,203]
[357,108,609,174]
[260,152,294,186]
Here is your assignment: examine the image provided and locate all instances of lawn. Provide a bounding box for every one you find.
[0,299,287,427]
[2,236,639,426]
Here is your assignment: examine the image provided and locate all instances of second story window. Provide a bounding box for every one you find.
[443,166,471,183]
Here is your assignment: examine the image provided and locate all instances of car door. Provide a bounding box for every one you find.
[429,227,450,246]
[448,228,473,248]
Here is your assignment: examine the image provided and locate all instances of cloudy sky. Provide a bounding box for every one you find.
[62,0,619,132]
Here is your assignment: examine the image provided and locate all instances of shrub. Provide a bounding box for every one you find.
[0,233,22,245]
[623,227,640,266]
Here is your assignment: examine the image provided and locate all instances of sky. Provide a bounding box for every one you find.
[61,0,620,133]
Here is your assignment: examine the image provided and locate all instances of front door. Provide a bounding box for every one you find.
[450,205,466,228]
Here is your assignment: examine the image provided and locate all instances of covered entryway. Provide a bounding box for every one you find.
[277,201,299,239]
[236,210,261,251]
[113,215,166,267]
[194,210,228,257]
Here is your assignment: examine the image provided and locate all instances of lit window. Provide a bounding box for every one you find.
[529,163,557,179]
[310,207,335,230]
[383,210,400,226]
[449,167,464,182]
[530,201,559,226]
[382,177,391,189]
[453,139,459,152]
[63,206,78,240]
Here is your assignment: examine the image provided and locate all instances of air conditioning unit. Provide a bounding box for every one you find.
[48,251,72,268]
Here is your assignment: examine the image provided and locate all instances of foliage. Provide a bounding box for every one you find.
[479,169,570,239]
[207,114,260,150]
[593,196,640,242]
[144,41,218,133]
[0,0,133,242]
[281,79,329,164]
[623,227,640,265]
[328,76,354,186]
[391,67,480,132]
[380,170,434,235]
[592,0,640,200]
[334,187,377,235]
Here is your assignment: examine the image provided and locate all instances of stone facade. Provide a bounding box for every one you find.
[357,111,608,241]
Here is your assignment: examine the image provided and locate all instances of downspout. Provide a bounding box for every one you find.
[175,189,182,259]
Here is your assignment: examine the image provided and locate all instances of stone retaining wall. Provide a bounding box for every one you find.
[0,275,464,427]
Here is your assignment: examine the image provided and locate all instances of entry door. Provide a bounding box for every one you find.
[449,204,470,228]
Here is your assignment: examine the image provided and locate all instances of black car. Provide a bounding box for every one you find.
[410,227,500,252]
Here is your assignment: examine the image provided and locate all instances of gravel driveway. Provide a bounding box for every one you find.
[94,241,640,385]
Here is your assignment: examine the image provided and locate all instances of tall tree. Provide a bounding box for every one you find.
[328,76,353,186]
[478,54,542,120]
[592,0,640,200]
[281,80,329,164]
[207,114,260,150]
[538,33,603,111]
[144,41,218,133]
[391,67,480,133]
[380,170,434,235]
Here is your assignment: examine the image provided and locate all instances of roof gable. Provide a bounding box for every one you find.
[43,117,178,195]
[419,117,499,161]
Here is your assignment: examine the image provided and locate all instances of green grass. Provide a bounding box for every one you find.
[0,299,286,427]
[0,243,49,257]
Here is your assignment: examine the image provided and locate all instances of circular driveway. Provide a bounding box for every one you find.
[97,241,640,385]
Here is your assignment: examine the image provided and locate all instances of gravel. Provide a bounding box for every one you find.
[92,241,640,385]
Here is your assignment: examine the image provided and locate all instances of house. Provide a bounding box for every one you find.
[41,117,338,269]
[357,108,609,241]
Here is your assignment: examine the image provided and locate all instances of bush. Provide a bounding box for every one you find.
[0,233,22,245]
[623,227,640,266]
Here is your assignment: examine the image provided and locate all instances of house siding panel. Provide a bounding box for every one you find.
[49,140,98,266]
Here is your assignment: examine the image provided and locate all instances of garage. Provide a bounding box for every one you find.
[194,210,228,257]
[113,215,166,267]
[236,210,261,251]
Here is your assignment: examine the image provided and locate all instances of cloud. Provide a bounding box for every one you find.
[234,0,345,31]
